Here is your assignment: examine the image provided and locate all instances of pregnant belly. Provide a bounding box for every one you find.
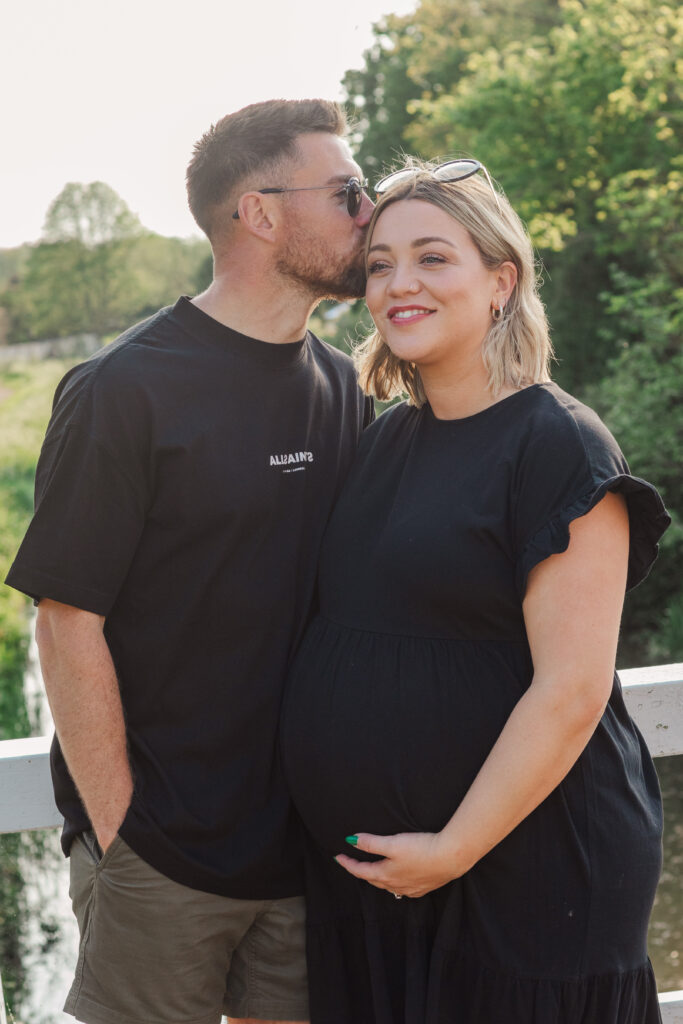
[281,617,530,853]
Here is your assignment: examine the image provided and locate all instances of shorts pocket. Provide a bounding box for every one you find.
[96,833,123,871]
[78,830,124,870]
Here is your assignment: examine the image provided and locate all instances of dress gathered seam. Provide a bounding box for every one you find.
[318,612,529,646]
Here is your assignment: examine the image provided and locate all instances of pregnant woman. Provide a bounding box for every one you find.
[281,160,670,1023]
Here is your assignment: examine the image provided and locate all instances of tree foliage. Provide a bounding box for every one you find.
[42,181,142,247]
[0,183,210,343]
[332,0,683,665]
[402,0,681,388]
[343,0,562,182]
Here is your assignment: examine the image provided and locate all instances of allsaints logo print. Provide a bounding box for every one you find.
[269,451,314,474]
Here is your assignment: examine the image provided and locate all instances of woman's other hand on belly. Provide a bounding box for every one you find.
[334,830,464,898]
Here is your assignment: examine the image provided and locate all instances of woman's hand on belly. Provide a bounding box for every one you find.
[336,493,630,899]
[334,830,463,898]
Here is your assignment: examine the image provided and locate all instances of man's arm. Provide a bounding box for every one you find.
[36,598,134,852]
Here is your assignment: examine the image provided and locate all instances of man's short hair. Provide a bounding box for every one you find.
[186,99,348,241]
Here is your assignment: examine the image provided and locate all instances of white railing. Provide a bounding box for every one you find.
[0,333,100,365]
[1,663,682,1021]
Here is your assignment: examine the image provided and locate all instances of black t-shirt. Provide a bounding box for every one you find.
[6,296,374,899]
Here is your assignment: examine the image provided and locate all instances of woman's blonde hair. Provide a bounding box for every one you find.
[355,163,553,405]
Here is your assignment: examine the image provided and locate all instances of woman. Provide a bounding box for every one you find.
[281,161,670,1023]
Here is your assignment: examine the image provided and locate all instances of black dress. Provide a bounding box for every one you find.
[281,383,671,1024]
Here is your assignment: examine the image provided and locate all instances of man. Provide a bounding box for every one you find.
[5,98,374,1024]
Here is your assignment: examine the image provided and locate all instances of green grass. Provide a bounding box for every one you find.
[0,358,80,1018]
[0,359,78,741]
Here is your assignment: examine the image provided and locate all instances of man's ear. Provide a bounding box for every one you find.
[234,192,279,243]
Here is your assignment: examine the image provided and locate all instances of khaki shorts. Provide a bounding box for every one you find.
[64,831,309,1024]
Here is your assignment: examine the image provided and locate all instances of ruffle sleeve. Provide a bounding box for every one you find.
[517,473,670,597]
[513,390,671,598]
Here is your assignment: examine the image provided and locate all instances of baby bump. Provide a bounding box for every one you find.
[281,617,531,853]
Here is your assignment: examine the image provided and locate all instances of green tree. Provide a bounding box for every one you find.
[0,246,31,289]
[404,0,682,390]
[127,234,210,320]
[42,181,141,247]
[3,182,144,340]
[590,160,683,663]
[343,0,562,182]
[1,184,211,342]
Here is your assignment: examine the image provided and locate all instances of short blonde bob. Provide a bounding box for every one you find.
[355,162,553,406]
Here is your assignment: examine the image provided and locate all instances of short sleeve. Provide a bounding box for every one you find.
[5,362,150,615]
[514,399,670,598]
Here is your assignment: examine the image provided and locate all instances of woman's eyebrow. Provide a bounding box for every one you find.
[412,236,456,248]
[367,236,457,254]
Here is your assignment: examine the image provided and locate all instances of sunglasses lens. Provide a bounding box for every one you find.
[433,159,481,182]
[375,160,482,193]
[374,167,421,193]
[347,182,362,217]
[374,169,418,194]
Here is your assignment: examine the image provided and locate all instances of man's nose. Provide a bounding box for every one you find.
[354,191,375,226]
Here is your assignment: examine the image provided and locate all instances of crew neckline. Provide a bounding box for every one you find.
[424,383,550,425]
[171,296,309,367]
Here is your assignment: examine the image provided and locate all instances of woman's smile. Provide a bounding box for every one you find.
[387,304,436,324]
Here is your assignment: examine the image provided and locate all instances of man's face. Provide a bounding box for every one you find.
[274,132,374,301]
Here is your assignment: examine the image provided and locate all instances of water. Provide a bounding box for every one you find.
[650,755,683,993]
[12,834,74,1024]
[7,626,76,1024]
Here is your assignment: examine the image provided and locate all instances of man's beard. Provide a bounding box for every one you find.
[276,227,367,301]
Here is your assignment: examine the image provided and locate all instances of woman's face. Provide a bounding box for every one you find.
[365,198,503,377]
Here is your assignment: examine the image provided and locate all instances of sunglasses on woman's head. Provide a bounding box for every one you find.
[374,159,501,212]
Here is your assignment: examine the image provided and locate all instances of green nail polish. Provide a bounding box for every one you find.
[345,835,359,846]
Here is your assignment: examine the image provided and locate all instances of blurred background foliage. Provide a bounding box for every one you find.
[0,0,681,674]
[0,182,211,344]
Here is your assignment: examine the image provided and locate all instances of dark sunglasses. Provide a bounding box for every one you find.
[374,159,501,211]
[232,176,368,220]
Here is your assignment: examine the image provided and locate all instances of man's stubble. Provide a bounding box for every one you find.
[275,220,367,302]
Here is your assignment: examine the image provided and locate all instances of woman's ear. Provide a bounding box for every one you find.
[493,261,518,308]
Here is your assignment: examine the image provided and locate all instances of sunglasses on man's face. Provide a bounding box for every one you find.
[374,159,501,211]
[232,176,368,220]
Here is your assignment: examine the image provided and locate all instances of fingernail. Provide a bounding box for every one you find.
[345,835,359,846]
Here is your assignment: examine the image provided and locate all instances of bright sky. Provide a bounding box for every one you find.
[1,0,417,249]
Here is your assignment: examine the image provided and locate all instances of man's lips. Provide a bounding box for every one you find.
[387,305,435,323]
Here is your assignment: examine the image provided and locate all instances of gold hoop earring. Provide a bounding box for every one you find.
[491,302,504,322]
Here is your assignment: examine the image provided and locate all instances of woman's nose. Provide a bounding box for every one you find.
[387,267,420,295]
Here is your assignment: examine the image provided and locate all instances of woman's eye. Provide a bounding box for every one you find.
[420,253,446,265]
[367,260,390,274]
